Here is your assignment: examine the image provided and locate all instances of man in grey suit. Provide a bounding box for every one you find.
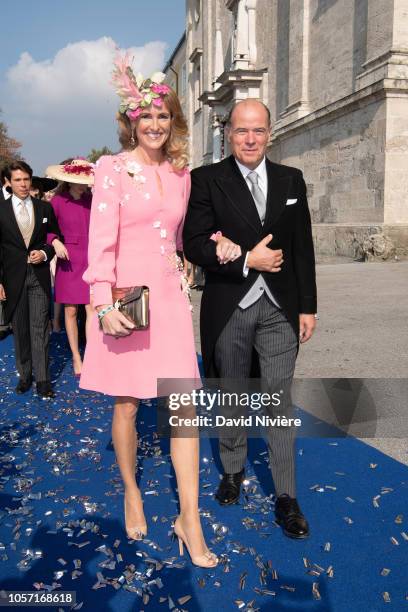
[183,99,317,539]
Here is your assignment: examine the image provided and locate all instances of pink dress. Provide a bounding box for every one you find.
[79,153,200,399]
[51,191,91,304]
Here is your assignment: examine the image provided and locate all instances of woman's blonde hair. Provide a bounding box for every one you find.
[117,87,189,171]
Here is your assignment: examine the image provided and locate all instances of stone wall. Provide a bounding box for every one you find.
[270,98,386,225]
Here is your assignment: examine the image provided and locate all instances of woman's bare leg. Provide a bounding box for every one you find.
[170,410,216,563]
[65,304,82,374]
[112,397,146,536]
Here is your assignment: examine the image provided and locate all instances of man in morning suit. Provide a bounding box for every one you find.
[0,160,62,398]
[183,99,317,539]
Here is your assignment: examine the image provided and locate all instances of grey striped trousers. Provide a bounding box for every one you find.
[214,294,298,497]
[11,264,50,383]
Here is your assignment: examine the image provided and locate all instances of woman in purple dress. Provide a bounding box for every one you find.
[46,159,94,375]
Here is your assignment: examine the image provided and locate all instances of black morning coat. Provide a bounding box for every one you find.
[182,155,317,377]
[0,196,62,321]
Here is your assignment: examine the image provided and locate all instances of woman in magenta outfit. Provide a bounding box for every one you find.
[46,160,94,375]
[77,57,236,567]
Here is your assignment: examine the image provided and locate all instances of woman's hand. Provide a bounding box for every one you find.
[52,238,69,261]
[97,306,136,337]
[216,236,242,264]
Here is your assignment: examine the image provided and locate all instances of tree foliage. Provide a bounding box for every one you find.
[87,146,113,163]
[0,110,22,170]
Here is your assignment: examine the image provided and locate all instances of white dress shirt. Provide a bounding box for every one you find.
[12,194,34,223]
[235,156,268,202]
[2,186,11,200]
[11,194,47,261]
[234,156,280,309]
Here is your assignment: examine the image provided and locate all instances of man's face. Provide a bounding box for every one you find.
[227,102,271,169]
[10,170,31,200]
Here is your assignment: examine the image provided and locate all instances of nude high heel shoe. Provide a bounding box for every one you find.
[124,493,147,540]
[173,517,218,568]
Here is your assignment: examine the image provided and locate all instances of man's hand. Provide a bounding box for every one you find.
[0,284,6,301]
[96,305,136,337]
[29,250,45,265]
[216,236,242,264]
[299,314,316,343]
[52,238,69,260]
[246,234,283,273]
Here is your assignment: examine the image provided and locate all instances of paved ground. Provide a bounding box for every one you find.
[190,260,408,464]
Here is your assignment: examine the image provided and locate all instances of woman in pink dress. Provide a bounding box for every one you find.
[79,58,219,567]
[46,159,94,375]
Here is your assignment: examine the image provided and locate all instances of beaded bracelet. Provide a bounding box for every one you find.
[97,305,115,321]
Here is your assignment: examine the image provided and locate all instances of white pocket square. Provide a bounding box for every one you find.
[42,217,47,223]
[286,198,297,205]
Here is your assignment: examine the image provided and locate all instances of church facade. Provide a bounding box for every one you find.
[164,0,408,257]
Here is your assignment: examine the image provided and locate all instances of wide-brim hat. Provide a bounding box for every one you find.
[32,176,58,192]
[45,159,94,185]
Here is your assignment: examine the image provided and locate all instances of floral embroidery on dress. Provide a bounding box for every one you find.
[126,160,143,176]
[102,175,115,189]
[134,175,146,184]
[169,249,193,309]
[97,202,108,212]
[153,220,161,228]
[143,193,151,200]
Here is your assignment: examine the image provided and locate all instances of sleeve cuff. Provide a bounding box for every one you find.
[91,282,113,307]
[40,250,47,262]
[243,252,250,277]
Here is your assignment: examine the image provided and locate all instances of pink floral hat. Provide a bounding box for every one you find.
[112,52,171,120]
[45,159,94,185]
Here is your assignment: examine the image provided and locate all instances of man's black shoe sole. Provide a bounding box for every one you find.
[275,518,310,539]
[215,494,240,506]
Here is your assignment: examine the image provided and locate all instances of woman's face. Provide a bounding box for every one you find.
[69,183,88,199]
[134,101,171,153]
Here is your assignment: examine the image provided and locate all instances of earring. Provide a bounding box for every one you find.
[130,132,135,147]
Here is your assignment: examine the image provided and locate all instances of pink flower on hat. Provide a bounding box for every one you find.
[127,108,143,120]
[151,83,170,95]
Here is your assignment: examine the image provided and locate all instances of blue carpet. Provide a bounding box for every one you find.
[0,332,407,611]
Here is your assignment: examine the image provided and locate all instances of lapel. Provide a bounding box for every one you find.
[264,159,293,228]
[28,198,44,249]
[215,156,263,235]
[3,197,27,248]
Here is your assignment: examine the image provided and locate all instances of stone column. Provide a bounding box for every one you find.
[383,0,408,225]
[234,0,249,68]
[355,0,394,89]
[246,0,257,67]
[212,114,223,163]
[213,0,224,88]
[276,0,310,126]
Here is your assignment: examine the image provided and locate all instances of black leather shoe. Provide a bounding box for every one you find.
[215,469,245,505]
[275,494,310,539]
[15,378,32,394]
[36,382,56,399]
[0,329,11,341]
